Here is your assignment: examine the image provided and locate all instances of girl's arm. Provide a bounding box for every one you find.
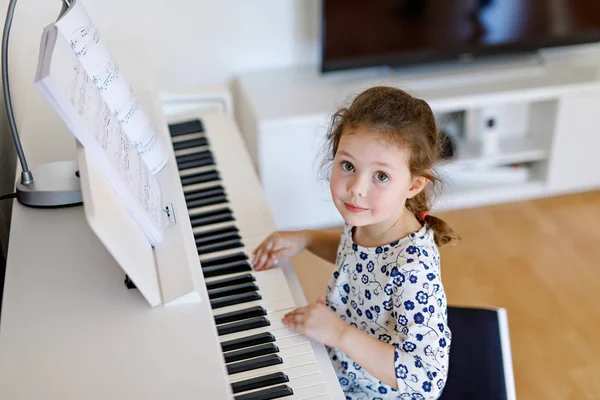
[303,229,341,264]
[337,324,398,388]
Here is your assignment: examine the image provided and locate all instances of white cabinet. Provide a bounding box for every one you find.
[548,92,600,192]
[234,59,600,230]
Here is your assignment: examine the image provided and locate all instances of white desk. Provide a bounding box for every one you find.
[0,97,232,398]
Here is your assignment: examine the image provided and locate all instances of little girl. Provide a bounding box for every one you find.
[252,86,459,400]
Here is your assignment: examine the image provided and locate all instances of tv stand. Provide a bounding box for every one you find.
[233,52,600,230]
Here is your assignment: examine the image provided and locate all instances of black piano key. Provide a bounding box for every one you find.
[187,194,228,210]
[224,343,279,365]
[234,384,293,400]
[177,156,215,171]
[208,282,259,300]
[172,137,209,151]
[198,238,244,255]
[231,372,289,394]
[176,150,213,164]
[202,261,252,278]
[185,185,225,202]
[227,354,283,376]
[168,119,204,137]
[194,225,239,241]
[190,210,234,228]
[196,231,241,247]
[214,305,265,325]
[211,292,261,310]
[202,252,248,267]
[221,332,276,353]
[180,170,220,186]
[217,316,270,336]
[206,274,255,292]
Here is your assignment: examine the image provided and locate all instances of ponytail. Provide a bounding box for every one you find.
[406,190,460,247]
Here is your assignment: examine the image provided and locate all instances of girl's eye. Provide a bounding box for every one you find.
[375,172,389,182]
[341,161,354,172]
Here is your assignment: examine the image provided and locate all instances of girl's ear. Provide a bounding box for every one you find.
[407,176,430,198]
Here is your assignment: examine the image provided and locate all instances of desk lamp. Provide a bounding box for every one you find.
[2,0,81,207]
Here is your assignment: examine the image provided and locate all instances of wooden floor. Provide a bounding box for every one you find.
[291,190,600,400]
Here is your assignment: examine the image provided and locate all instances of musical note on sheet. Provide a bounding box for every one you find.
[55,0,168,175]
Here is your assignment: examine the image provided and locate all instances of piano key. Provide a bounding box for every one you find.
[196,230,241,248]
[234,384,293,400]
[231,372,289,394]
[177,149,213,164]
[229,361,322,385]
[228,353,318,382]
[227,354,283,375]
[174,145,210,158]
[214,305,266,325]
[201,251,248,267]
[217,316,270,336]
[172,136,208,151]
[225,343,280,365]
[208,282,259,300]
[198,238,244,255]
[190,210,234,228]
[187,194,228,210]
[194,224,239,240]
[211,292,262,309]
[206,274,255,291]
[202,261,252,278]
[180,170,221,186]
[219,325,301,344]
[185,184,224,201]
[168,119,204,136]
[212,293,296,316]
[178,156,216,171]
[286,383,328,400]
[235,374,328,400]
[171,132,206,144]
[221,332,276,353]
[184,179,226,195]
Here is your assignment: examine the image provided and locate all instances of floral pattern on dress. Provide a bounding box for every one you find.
[325,223,451,400]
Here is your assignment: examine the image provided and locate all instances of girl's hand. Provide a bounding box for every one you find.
[252,230,310,271]
[282,296,347,348]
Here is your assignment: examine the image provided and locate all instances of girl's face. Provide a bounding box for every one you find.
[329,126,426,228]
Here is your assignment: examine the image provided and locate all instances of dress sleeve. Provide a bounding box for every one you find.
[390,259,451,399]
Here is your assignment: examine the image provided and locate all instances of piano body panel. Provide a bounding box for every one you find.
[0,198,233,399]
[76,142,163,307]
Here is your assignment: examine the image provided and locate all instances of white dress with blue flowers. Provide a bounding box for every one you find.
[325,223,451,400]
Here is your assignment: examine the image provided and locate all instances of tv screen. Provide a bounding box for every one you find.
[321,0,600,73]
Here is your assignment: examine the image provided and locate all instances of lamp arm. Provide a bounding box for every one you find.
[2,0,32,185]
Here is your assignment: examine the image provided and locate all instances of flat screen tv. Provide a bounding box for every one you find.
[321,0,600,73]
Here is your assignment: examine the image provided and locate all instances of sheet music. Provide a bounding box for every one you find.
[54,0,168,175]
[35,24,164,246]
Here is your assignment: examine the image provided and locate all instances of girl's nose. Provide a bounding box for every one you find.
[348,175,366,197]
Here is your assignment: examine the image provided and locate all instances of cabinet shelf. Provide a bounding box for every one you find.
[442,134,549,170]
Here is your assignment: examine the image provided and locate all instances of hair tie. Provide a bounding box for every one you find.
[419,211,429,221]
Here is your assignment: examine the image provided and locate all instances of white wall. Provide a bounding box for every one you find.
[0,0,320,252]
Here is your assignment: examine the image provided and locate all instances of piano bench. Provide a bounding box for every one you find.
[439,306,516,400]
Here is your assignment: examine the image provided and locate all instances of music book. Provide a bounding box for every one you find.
[34,0,167,246]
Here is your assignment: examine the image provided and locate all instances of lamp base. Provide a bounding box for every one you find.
[15,161,82,208]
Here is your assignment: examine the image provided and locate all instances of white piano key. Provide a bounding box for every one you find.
[212,291,295,316]
[229,361,323,385]
[233,372,326,399]
[192,220,237,234]
[288,383,329,399]
[179,164,218,178]
[219,325,301,343]
[184,180,225,194]
[188,202,232,216]
[174,145,210,157]
[171,132,206,143]
[228,352,319,383]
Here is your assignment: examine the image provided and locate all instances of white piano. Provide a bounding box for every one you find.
[0,86,345,400]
